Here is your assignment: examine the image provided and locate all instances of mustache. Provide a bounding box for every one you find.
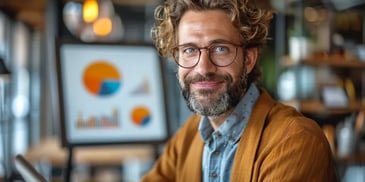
[185,73,231,84]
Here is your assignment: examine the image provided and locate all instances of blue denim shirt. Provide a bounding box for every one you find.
[199,84,260,182]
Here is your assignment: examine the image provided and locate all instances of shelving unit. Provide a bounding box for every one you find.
[279,55,365,114]
[276,1,365,118]
[280,55,365,114]
[282,56,365,69]
[274,2,365,179]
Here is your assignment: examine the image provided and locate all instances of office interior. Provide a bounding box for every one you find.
[0,0,365,181]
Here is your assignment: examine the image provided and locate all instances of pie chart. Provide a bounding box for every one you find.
[131,106,151,126]
[83,61,122,96]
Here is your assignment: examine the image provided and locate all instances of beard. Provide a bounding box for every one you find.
[179,70,248,116]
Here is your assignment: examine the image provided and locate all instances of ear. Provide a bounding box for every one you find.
[245,48,258,74]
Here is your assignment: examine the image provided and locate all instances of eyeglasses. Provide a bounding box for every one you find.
[172,42,243,68]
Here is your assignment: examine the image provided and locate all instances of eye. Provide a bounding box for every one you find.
[182,47,198,55]
[211,45,229,54]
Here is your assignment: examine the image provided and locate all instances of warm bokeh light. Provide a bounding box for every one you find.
[64,0,123,41]
[304,7,318,23]
[93,18,112,36]
[83,0,99,23]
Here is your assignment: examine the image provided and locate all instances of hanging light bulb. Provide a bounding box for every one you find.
[76,0,123,41]
[93,17,112,36]
[83,0,99,23]
[91,0,116,37]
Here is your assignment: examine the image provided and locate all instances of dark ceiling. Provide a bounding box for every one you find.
[1,0,363,31]
[0,0,159,30]
[0,0,45,30]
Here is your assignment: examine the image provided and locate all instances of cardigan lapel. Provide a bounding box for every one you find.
[180,130,204,182]
[231,90,275,182]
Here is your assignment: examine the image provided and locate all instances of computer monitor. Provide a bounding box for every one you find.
[56,40,170,146]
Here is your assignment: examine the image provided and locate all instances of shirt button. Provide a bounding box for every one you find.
[211,173,218,178]
[216,133,222,138]
[214,150,220,155]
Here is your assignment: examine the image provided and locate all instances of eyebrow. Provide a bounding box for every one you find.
[178,39,239,47]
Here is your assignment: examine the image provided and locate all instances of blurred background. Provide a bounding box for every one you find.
[0,0,365,181]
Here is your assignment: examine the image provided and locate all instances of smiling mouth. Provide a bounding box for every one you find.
[191,80,224,90]
[187,73,228,90]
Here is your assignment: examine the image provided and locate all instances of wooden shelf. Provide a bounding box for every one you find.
[334,150,365,165]
[302,56,365,69]
[299,100,365,115]
[281,55,365,69]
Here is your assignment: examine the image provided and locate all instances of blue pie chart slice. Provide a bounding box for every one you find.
[99,79,121,95]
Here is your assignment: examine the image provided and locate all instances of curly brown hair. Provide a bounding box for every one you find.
[151,0,273,83]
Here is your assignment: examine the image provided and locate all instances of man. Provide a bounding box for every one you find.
[141,0,338,181]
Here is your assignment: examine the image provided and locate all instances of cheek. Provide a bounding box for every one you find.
[227,64,244,82]
[177,68,189,80]
[177,69,188,86]
[231,60,244,74]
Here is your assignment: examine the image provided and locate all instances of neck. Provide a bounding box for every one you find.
[208,108,234,130]
[207,84,251,130]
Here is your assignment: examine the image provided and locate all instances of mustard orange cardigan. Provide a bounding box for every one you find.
[141,90,338,182]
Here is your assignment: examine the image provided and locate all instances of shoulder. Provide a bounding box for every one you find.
[258,102,332,162]
[267,102,325,140]
[255,88,325,139]
[254,89,329,147]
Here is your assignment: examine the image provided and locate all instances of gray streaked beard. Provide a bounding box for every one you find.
[179,71,247,116]
[187,88,230,116]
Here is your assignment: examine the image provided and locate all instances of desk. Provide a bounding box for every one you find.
[22,137,157,181]
[23,137,155,166]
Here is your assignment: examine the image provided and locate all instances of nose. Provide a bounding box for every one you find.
[194,49,216,74]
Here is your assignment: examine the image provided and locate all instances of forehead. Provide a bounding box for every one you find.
[177,10,240,45]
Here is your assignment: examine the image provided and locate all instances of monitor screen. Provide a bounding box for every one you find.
[56,40,169,146]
